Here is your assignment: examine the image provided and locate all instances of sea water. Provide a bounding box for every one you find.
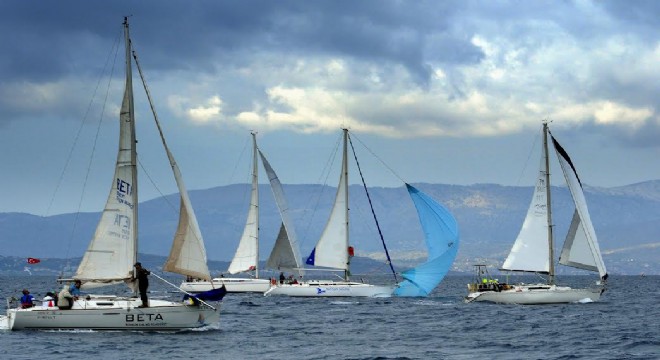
[0,275,658,360]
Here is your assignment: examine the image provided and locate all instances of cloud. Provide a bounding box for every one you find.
[1,0,659,146]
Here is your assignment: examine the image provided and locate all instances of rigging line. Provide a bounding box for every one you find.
[347,132,398,283]
[56,30,123,275]
[229,135,250,185]
[350,132,406,184]
[299,133,342,249]
[233,135,251,212]
[138,159,178,213]
[515,124,542,187]
[150,272,217,310]
[132,45,207,250]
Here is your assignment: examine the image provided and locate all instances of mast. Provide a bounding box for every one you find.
[341,128,349,281]
[123,17,139,263]
[251,131,260,278]
[543,122,555,285]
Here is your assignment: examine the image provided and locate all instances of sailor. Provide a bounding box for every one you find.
[69,280,83,299]
[134,262,151,308]
[58,286,74,310]
[20,289,34,308]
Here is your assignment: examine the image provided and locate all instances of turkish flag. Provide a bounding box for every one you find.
[27,257,41,264]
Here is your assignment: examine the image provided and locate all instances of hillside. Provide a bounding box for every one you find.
[1,181,659,275]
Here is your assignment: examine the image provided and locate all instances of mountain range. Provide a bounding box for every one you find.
[1,181,659,275]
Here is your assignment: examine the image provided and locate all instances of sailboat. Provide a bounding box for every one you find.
[179,132,304,293]
[466,122,608,304]
[265,128,460,297]
[5,18,220,330]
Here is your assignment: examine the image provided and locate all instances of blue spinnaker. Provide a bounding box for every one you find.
[394,184,459,297]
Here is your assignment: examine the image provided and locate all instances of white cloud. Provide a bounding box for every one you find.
[167,95,224,125]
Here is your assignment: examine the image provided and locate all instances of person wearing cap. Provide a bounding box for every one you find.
[134,262,151,308]
[20,289,34,308]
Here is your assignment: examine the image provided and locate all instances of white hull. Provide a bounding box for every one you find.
[264,280,395,297]
[6,297,219,330]
[180,278,271,293]
[466,284,604,304]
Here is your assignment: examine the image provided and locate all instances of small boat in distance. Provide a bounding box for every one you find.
[180,132,304,293]
[466,121,607,304]
[5,18,220,330]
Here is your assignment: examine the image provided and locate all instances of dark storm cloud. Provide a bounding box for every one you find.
[0,0,482,84]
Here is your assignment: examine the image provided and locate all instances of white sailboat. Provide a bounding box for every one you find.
[264,129,398,297]
[466,122,608,304]
[5,18,220,330]
[179,132,304,293]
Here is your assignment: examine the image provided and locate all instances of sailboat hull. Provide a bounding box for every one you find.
[264,281,395,297]
[6,297,219,330]
[466,284,604,304]
[180,278,271,293]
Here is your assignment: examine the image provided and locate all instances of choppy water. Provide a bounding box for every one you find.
[1,275,658,359]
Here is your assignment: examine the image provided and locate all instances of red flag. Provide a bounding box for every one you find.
[27,257,40,264]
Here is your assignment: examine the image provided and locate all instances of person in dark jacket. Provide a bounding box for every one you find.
[134,262,150,308]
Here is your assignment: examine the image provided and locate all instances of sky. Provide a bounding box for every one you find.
[1,0,659,215]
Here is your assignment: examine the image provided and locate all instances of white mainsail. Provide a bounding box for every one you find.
[75,23,138,288]
[260,150,304,274]
[228,133,260,275]
[553,137,607,279]
[501,154,550,274]
[308,129,350,271]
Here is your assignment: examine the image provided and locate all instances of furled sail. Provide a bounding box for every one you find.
[75,25,138,288]
[552,135,608,280]
[228,134,259,275]
[306,130,349,270]
[259,150,304,274]
[395,184,459,297]
[501,152,551,274]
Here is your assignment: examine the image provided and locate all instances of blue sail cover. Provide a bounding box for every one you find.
[183,286,227,304]
[394,184,459,297]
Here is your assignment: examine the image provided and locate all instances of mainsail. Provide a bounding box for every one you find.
[552,135,608,280]
[228,134,260,275]
[394,184,459,297]
[75,22,138,288]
